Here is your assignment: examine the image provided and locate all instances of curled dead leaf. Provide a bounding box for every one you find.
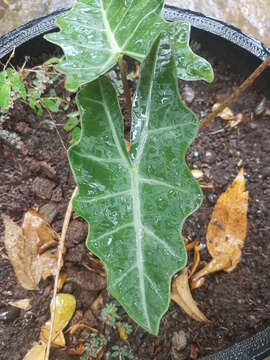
[191,168,248,289]
[171,268,211,323]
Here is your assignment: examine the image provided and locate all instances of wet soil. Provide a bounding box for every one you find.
[0,51,270,360]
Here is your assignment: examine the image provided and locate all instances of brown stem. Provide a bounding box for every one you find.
[118,53,132,123]
[200,55,270,128]
[45,186,78,360]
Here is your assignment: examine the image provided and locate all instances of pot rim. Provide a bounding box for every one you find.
[0,5,270,61]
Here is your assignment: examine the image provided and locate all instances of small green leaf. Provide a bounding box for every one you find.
[41,97,61,112]
[71,127,81,144]
[64,116,79,131]
[6,69,27,100]
[45,0,213,90]
[0,72,11,111]
[68,34,202,334]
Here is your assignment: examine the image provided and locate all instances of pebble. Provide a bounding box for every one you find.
[204,150,216,164]
[40,120,55,131]
[40,161,57,180]
[171,331,189,360]
[0,306,20,323]
[51,186,63,202]
[229,138,237,147]
[66,220,89,247]
[193,150,200,158]
[39,202,57,224]
[32,177,56,199]
[262,167,270,178]
[255,98,266,116]
[183,85,195,104]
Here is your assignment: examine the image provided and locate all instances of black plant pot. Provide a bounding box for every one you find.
[0,6,270,360]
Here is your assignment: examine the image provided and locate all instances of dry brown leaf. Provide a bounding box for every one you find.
[229,113,244,128]
[65,323,98,335]
[3,217,42,290]
[21,209,59,254]
[171,268,211,323]
[8,298,32,311]
[68,344,85,356]
[3,210,61,290]
[191,168,248,289]
[212,103,234,120]
[57,272,67,291]
[23,342,47,360]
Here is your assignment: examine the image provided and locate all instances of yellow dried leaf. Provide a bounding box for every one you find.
[23,341,46,360]
[189,245,201,279]
[41,294,76,346]
[191,168,248,288]
[171,268,211,323]
[117,323,128,341]
[212,103,234,120]
[8,298,32,311]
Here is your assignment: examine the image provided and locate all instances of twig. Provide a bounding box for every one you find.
[3,48,15,71]
[200,55,270,128]
[45,186,78,360]
[43,104,67,153]
[118,53,132,123]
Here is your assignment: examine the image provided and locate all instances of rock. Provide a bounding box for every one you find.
[255,98,266,116]
[204,150,216,164]
[40,120,55,131]
[51,186,63,202]
[171,331,189,360]
[40,161,57,180]
[207,193,217,205]
[65,243,85,263]
[32,177,56,199]
[66,220,88,247]
[183,85,195,104]
[66,265,106,291]
[0,306,20,323]
[15,122,32,135]
[262,167,270,178]
[83,309,98,327]
[39,202,58,224]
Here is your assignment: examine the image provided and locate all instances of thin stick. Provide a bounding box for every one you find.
[3,48,15,71]
[45,186,78,360]
[118,53,132,123]
[43,105,67,153]
[200,55,270,128]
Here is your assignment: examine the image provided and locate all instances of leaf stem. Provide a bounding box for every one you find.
[118,53,132,123]
[200,55,270,127]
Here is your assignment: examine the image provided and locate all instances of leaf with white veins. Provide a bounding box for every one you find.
[68,34,202,334]
[45,0,213,90]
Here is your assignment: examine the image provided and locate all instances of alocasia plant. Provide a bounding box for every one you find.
[45,0,213,334]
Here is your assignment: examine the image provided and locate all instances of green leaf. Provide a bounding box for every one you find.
[68,34,202,335]
[45,0,213,90]
[0,72,11,111]
[71,127,81,144]
[6,68,27,100]
[41,97,61,112]
[64,116,79,131]
[43,56,64,65]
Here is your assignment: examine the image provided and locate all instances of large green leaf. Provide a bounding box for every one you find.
[68,34,202,334]
[45,0,213,90]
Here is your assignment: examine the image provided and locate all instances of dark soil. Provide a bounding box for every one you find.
[1,49,270,360]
